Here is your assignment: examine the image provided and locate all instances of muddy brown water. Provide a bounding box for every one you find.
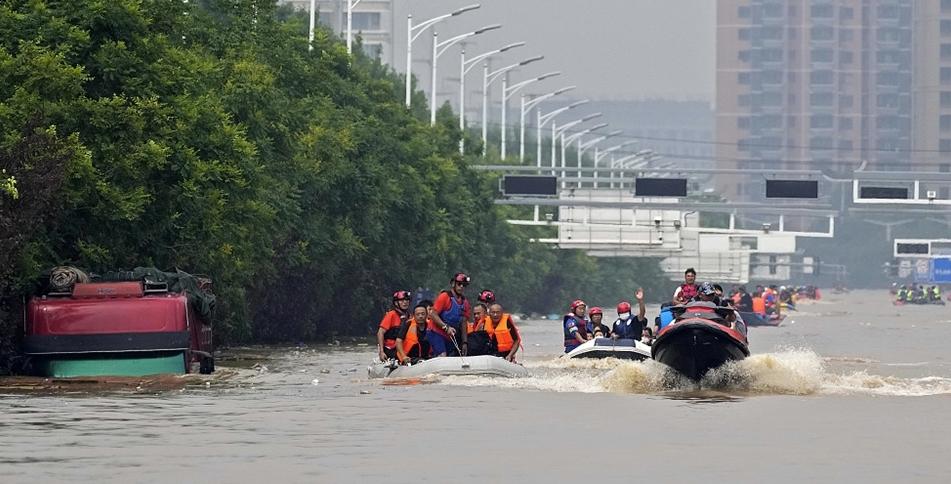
[2,290,951,483]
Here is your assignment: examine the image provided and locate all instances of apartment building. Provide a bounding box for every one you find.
[716,0,918,200]
[280,0,394,65]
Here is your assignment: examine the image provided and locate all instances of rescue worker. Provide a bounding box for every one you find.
[486,303,521,362]
[672,268,699,304]
[751,291,767,316]
[692,282,720,304]
[612,288,647,340]
[429,272,471,357]
[395,303,432,364]
[587,307,611,338]
[931,285,942,302]
[563,299,590,353]
[378,290,412,361]
[478,289,496,305]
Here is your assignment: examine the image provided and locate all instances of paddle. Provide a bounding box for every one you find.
[448,334,471,369]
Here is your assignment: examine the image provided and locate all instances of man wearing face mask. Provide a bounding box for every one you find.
[611,288,648,341]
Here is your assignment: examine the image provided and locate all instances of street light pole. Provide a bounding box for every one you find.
[458,42,525,154]
[346,0,363,55]
[500,71,561,159]
[552,113,602,186]
[308,0,316,52]
[592,140,637,188]
[404,4,480,107]
[537,99,588,167]
[519,86,575,163]
[430,24,502,126]
[563,123,609,187]
[481,55,544,155]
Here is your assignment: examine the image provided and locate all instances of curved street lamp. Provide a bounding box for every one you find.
[519,86,575,163]
[405,4,480,107]
[500,71,561,158]
[458,42,525,153]
[482,55,544,154]
[430,24,503,125]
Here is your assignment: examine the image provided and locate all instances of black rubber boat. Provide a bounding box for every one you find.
[651,302,750,381]
[738,311,784,327]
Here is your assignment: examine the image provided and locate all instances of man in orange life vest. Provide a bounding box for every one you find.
[377,290,411,361]
[395,303,432,364]
[672,267,699,304]
[486,303,521,362]
[428,272,471,356]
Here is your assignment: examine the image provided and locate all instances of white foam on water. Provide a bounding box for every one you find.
[439,349,951,397]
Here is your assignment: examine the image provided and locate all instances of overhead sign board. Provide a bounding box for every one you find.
[501,175,557,196]
[766,180,819,199]
[860,186,908,199]
[634,178,687,197]
[933,258,951,283]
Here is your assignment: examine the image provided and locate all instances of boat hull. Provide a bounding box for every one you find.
[368,355,529,379]
[651,319,750,381]
[738,311,784,327]
[563,338,650,360]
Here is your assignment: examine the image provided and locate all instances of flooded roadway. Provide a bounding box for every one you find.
[3,290,951,483]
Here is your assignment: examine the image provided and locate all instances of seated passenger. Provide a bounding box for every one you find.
[469,303,489,333]
[563,300,590,353]
[641,327,654,345]
[612,288,647,341]
[587,307,611,338]
[486,303,521,362]
[395,304,432,365]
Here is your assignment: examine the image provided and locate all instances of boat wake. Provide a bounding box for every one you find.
[439,349,951,397]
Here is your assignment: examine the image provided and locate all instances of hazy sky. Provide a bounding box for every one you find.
[394,0,715,101]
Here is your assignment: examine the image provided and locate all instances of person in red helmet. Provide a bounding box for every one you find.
[478,289,496,305]
[563,299,590,353]
[429,272,471,356]
[587,307,611,338]
[612,288,647,340]
[377,290,411,361]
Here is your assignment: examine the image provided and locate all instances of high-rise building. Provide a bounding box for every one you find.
[716,0,919,200]
[280,0,394,65]
[913,0,951,182]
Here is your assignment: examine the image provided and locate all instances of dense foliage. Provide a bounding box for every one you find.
[0,0,667,358]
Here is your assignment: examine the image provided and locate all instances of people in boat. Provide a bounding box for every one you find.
[895,285,909,303]
[930,285,942,302]
[470,303,488,333]
[736,286,754,312]
[377,290,412,361]
[692,282,721,305]
[672,267,699,304]
[563,299,590,353]
[486,303,521,362]
[395,303,432,365]
[587,307,611,338]
[428,272,471,357]
[611,288,647,340]
[641,327,654,345]
[751,291,767,316]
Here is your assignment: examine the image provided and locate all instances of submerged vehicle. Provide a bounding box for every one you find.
[651,302,749,381]
[23,267,215,378]
[562,337,651,360]
[368,355,528,379]
[739,311,785,327]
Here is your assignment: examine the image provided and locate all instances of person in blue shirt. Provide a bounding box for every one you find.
[612,288,648,340]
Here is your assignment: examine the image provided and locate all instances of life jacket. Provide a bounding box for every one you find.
[381,309,408,349]
[488,314,517,353]
[612,315,642,340]
[752,297,766,315]
[400,320,429,362]
[438,290,468,331]
[563,313,588,348]
[677,283,698,302]
[468,316,490,334]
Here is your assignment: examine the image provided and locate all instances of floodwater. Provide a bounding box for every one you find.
[3,290,951,483]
